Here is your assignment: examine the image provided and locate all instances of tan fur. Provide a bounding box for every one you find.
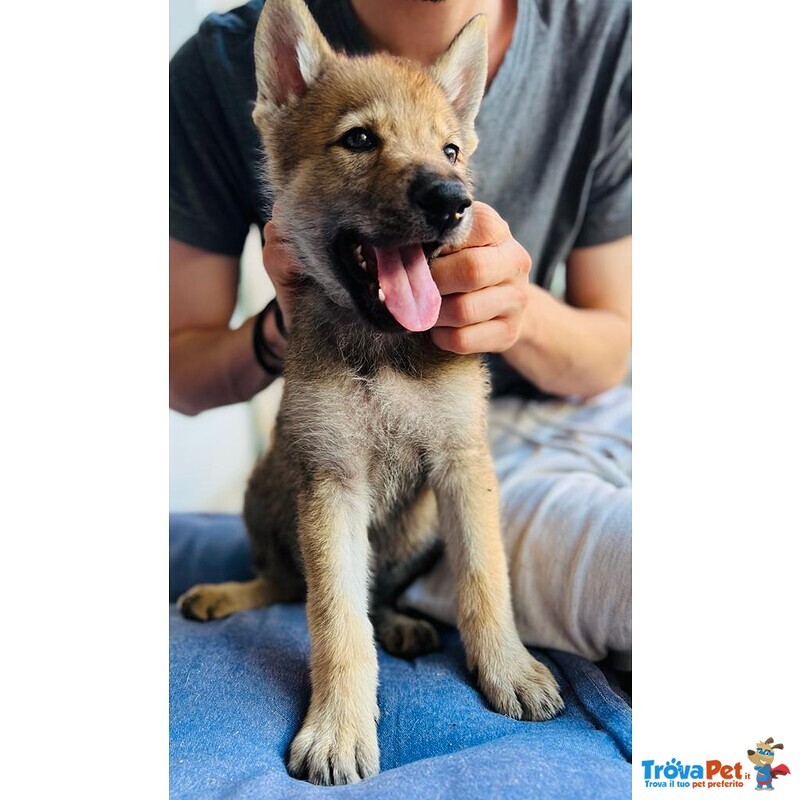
[178,0,563,785]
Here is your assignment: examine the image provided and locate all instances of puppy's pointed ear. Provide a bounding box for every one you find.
[253,0,334,111]
[430,14,488,127]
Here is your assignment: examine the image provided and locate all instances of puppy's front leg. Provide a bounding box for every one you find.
[289,475,379,785]
[431,446,564,721]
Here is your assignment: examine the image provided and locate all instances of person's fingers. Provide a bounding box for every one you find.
[264,220,287,244]
[430,317,520,355]
[262,219,302,330]
[438,201,510,255]
[431,235,528,295]
[263,227,300,279]
[435,284,526,328]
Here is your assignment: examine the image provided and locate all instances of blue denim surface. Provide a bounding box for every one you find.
[170,513,631,799]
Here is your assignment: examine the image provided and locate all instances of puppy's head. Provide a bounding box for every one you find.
[252,0,487,332]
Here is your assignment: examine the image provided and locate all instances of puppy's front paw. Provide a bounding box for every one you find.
[288,704,380,785]
[478,650,564,721]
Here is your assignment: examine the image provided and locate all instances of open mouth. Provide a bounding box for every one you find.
[333,231,442,332]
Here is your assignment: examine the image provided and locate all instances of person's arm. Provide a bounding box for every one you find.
[169,238,286,416]
[503,237,631,397]
[430,203,631,399]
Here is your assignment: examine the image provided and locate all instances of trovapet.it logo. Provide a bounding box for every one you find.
[641,758,746,789]
[641,736,791,791]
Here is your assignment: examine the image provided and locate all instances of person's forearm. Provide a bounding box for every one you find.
[169,310,285,416]
[502,284,631,399]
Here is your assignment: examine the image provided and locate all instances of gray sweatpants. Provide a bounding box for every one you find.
[403,386,632,667]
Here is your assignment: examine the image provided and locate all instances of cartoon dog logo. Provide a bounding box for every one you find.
[747,738,791,791]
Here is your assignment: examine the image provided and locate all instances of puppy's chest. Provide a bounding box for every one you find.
[354,368,465,453]
[288,365,475,470]
[351,369,460,509]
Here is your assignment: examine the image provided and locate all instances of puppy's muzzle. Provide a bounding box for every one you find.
[410,171,472,236]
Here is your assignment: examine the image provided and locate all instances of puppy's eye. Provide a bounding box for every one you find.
[443,143,460,164]
[339,127,379,152]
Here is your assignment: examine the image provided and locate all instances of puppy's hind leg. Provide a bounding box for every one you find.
[372,607,440,660]
[371,533,444,660]
[180,435,305,623]
[177,575,301,622]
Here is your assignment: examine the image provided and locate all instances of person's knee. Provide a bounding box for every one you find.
[501,478,631,659]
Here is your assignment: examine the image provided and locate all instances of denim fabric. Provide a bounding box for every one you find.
[170,514,631,799]
[170,513,255,595]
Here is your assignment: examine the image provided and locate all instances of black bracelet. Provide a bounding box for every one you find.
[252,299,286,377]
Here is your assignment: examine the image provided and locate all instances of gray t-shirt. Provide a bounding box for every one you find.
[170,0,631,398]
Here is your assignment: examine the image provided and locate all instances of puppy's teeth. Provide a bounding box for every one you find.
[378,287,386,303]
[358,259,367,270]
[354,244,363,257]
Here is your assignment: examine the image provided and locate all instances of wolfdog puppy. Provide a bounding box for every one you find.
[178,0,564,784]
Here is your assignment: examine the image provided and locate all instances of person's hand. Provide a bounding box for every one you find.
[430,202,532,354]
[263,205,302,330]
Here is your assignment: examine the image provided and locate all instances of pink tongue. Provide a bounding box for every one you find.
[374,244,441,332]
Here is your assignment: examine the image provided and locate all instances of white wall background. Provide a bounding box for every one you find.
[169,0,239,59]
[170,0,282,512]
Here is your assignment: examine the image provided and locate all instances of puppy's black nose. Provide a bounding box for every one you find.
[410,174,472,234]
